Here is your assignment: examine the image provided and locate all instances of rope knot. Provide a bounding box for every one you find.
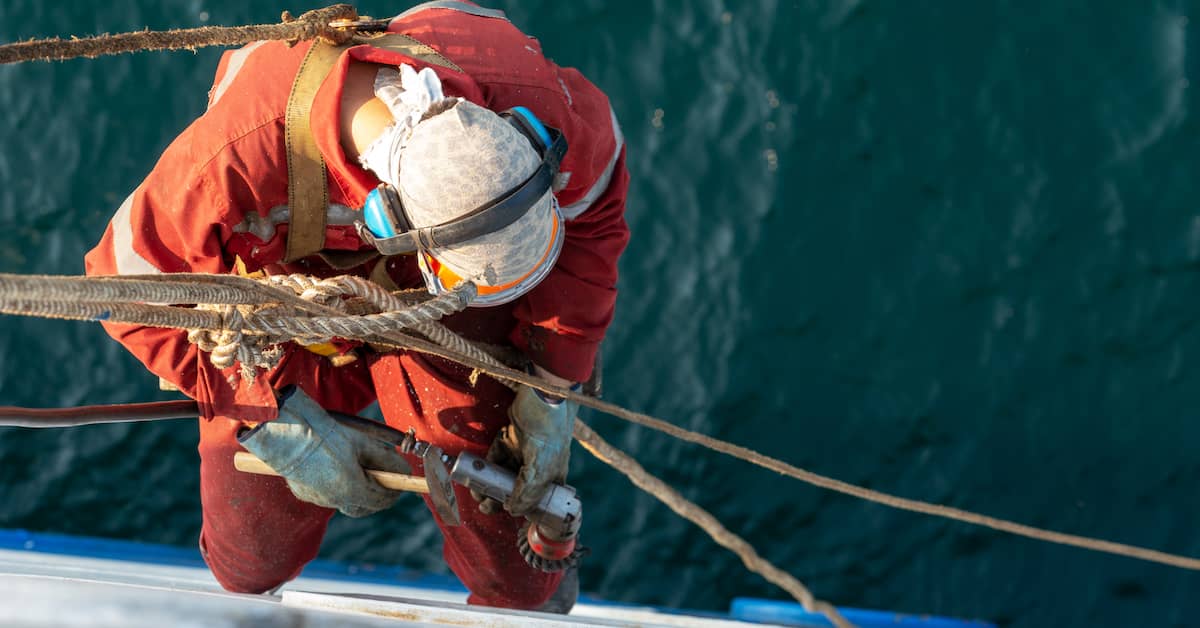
[281,4,359,46]
[181,273,474,385]
[187,303,282,382]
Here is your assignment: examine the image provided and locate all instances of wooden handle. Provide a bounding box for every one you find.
[233,451,430,494]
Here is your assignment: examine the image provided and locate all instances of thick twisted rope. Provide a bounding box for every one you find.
[0,5,361,65]
[0,282,471,337]
[0,273,286,306]
[308,274,513,365]
[185,275,474,378]
[0,272,472,380]
[187,304,284,378]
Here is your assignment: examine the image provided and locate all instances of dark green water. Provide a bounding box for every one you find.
[1,1,1198,626]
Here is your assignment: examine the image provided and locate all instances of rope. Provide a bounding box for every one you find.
[0,5,361,65]
[0,273,285,306]
[0,299,223,328]
[574,421,851,628]
[0,281,461,333]
[0,272,474,380]
[191,275,474,378]
[313,274,514,366]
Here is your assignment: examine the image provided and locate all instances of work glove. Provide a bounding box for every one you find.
[476,384,578,517]
[238,386,410,518]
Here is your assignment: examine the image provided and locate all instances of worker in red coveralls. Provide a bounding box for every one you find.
[83,1,628,613]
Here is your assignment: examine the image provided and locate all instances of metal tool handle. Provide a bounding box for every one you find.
[233,451,430,494]
[450,451,582,539]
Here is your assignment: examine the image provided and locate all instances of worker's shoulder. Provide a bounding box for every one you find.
[206,40,305,117]
[185,38,314,161]
[153,41,306,177]
[446,42,622,214]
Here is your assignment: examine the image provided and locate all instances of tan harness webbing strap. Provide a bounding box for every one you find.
[283,33,462,264]
[317,248,381,270]
[284,41,343,262]
[353,32,463,73]
[368,257,402,292]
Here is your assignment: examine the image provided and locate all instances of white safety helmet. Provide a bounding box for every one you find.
[358,97,566,307]
[400,100,564,306]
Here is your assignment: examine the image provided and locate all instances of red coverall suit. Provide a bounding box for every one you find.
[83,2,628,609]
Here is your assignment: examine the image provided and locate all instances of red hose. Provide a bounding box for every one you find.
[0,400,201,428]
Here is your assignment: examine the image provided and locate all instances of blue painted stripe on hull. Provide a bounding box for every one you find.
[731,597,997,628]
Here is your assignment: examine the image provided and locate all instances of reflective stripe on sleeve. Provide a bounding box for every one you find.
[232,204,361,242]
[560,108,624,220]
[208,41,267,110]
[393,0,508,22]
[110,191,162,275]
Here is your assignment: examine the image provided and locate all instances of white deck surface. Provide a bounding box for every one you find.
[0,546,784,627]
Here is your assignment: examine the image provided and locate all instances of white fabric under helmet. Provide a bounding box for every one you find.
[397,99,563,306]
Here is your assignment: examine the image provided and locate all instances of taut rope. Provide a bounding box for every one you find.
[0,5,364,65]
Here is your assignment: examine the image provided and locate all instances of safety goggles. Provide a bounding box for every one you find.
[416,200,564,306]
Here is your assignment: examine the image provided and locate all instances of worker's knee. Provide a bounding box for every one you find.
[208,564,290,595]
[196,417,333,595]
[534,566,578,614]
[463,568,566,610]
[199,529,309,595]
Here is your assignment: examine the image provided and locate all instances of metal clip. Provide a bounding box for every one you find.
[327,17,393,33]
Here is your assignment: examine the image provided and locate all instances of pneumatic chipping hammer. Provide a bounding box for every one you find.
[234,410,584,572]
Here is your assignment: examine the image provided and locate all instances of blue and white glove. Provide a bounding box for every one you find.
[495,383,579,516]
[238,386,410,518]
